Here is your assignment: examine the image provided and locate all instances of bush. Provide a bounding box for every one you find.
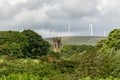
[74,47,112,78]
[96,29,120,51]
[23,29,51,58]
[53,60,79,74]
[0,43,23,58]
[0,30,51,58]
[0,59,59,78]
[47,51,61,60]
[60,45,93,58]
[0,73,41,80]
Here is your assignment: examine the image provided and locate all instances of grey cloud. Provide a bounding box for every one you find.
[47,0,99,19]
[0,0,119,37]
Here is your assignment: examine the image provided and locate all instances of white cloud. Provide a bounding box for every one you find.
[8,0,27,5]
[62,0,96,13]
[0,0,27,6]
[14,3,50,25]
[0,0,120,37]
[96,0,120,15]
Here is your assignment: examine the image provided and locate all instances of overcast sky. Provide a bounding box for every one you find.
[0,0,120,37]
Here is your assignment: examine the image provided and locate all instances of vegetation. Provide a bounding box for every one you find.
[0,30,50,58]
[23,30,51,58]
[45,36,105,45]
[0,29,120,79]
[96,29,120,51]
[60,45,93,58]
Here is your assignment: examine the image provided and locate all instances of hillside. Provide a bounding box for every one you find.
[45,36,106,45]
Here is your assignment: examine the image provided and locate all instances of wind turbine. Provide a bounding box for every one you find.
[67,21,71,36]
[89,17,93,36]
[104,31,106,37]
[49,29,53,38]
[104,26,107,37]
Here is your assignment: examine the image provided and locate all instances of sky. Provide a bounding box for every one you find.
[0,0,120,38]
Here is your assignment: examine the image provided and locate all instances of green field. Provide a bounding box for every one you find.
[45,36,106,45]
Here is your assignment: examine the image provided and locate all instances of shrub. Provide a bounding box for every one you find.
[0,43,23,58]
[23,29,51,58]
[96,29,120,51]
[60,45,93,58]
[74,48,112,78]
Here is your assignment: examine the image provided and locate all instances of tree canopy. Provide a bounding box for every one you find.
[23,29,51,58]
[0,30,51,58]
[96,29,120,51]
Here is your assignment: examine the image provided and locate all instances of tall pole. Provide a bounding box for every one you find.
[89,17,93,36]
[67,21,71,36]
[104,26,107,37]
[50,29,53,38]
[104,31,106,37]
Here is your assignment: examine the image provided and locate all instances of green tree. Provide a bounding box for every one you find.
[74,48,111,79]
[0,42,23,57]
[60,45,93,58]
[0,31,29,56]
[96,29,120,51]
[23,29,51,58]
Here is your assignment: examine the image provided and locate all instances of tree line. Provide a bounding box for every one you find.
[0,30,50,58]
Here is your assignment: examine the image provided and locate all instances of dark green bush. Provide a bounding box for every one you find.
[53,60,79,74]
[23,29,51,58]
[0,30,51,58]
[47,51,61,60]
[96,29,120,51]
[60,45,93,58]
[74,48,112,78]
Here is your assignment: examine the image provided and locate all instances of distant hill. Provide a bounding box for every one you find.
[44,36,106,45]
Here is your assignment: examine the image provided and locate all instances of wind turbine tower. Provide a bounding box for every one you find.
[67,21,71,36]
[104,26,107,37]
[49,29,53,38]
[89,17,93,36]
[104,31,106,37]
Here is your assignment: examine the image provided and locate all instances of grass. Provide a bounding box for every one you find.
[45,36,106,45]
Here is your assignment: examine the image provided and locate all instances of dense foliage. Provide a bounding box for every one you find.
[0,29,120,79]
[60,45,93,58]
[0,30,50,58]
[96,29,120,51]
[23,30,51,58]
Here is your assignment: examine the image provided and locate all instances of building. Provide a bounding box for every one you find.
[53,37,62,52]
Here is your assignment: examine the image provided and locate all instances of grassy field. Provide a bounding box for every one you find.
[45,36,106,45]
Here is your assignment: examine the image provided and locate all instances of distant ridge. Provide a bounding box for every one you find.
[44,36,106,45]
